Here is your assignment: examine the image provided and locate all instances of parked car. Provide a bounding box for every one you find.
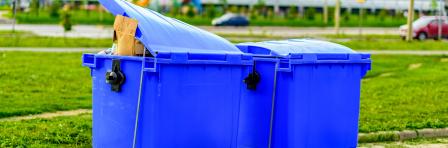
[399,16,448,40]
[212,13,250,26]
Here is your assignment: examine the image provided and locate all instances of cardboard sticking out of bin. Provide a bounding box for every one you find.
[113,15,144,56]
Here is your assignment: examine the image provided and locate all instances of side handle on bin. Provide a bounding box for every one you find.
[106,59,125,92]
[244,62,260,90]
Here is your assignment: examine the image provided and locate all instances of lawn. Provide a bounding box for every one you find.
[0,52,447,133]
[359,55,448,133]
[0,114,91,147]
[1,114,446,147]
[0,52,92,118]
[4,10,115,25]
[0,31,111,48]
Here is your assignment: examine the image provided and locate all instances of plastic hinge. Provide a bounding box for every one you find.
[277,60,292,72]
[143,58,157,73]
[82,54,96,68]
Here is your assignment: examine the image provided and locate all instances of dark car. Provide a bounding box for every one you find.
[212,13,250,26]
[399,16,448,40]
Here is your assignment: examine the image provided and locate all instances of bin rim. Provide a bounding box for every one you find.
[237,39,372,64]
[82,53,254,69]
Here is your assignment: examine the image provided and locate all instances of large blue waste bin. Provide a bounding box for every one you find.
[237,39,372,148]
[83,52,263,148]
[83,0,272,147]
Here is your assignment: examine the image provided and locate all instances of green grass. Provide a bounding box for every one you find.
[359,55,448,133]
[5,10,115,25]
[0,6,10,11]
[0,52,92,118]
[1,114,447,147]
[0,52,447,133]
[0,31,111,47]
[0,114,92,147]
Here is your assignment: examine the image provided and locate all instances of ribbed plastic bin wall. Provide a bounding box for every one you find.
[83,53,271,147]
[237,39,372,148]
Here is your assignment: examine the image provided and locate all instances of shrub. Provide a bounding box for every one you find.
[267,7,274,20]
[254,0,267,18]
[206,5,217,19]
[305,7,316,20]
[286,5,298,19]
[343,9,351,22]
[49,0,62,18]
[30,0,40,16]
[61,5,72,32]
[250,7,258,20]
[186,5,196,18]
[229,5,238,13]
[378,9,388,21]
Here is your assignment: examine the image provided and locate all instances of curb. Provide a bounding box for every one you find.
[358,128,448,143]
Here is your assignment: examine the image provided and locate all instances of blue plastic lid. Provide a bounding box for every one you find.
[237,39,361,57]
[98,0,241,55]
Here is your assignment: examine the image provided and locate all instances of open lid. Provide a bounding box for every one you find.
[98,0,242,55]
[236,39,359,57]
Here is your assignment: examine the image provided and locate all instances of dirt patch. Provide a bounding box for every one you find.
[0,109,92,122]
[441,58,448,63]
[408,63,423,70]
[379,72,395,77]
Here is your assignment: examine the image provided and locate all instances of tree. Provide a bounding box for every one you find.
[249,7,258,20]
[229,5,238,13]
[286,5,298,19]
[30,0,40,16]
[61,4,72,36]
[254,0,267,18]
[219,0,228,12]
[378,9,388,21]
[186,5,196,18]
[406,0,415,41]
[305,7,316,20]
[431,0,438,15]
[343,10,350,22]
[335,0,341,35]
[206,5,217,19]
[49,0,62,18]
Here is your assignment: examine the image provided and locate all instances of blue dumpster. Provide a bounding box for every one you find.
[237,39,372,148]
[83,0,270,147]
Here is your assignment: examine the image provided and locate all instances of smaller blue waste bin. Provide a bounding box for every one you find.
[237,39,372,148]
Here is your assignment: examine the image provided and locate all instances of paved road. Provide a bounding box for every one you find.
[0,24,399,38]
[1,48,447,55]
